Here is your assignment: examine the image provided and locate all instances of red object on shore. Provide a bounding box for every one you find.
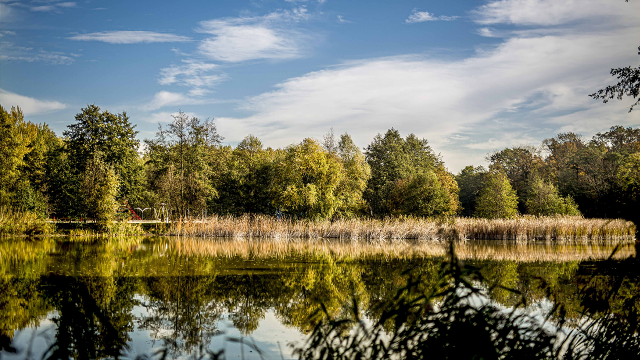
[128,206,142,220]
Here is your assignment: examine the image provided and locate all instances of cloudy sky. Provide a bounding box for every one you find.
[1,0,639,171]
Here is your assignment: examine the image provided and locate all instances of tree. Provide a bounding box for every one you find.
[64,105,144,207]
[80,154,119,228]
[212,135,278,215]
[144,111,223,216]
[335,133,370,217]
[456,166,487,217]
[364,129,459,217]
[474,168,519,219]
[387,170,456,217]
[590,46,640,112]
[271,138,344,219]
[0,105,61,215]
[487,146,547,211]
[524,177,580,216]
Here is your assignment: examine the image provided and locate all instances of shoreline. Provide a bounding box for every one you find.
[3,215,635,243]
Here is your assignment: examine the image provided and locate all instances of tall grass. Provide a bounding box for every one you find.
[0,207,53,236]
[165,215,636,242]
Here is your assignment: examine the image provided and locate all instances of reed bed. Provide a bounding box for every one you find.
[0,207,53,236]
[152,237,635,262]
[165,215,636,242]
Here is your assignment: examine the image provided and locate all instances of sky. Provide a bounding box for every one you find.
[1,0,639,172]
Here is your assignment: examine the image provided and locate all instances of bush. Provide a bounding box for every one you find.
[474,169,519,219]
[0,207,53,236]
[524,178,581,216]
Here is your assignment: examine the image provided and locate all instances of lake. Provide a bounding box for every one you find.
[0,237,637,359]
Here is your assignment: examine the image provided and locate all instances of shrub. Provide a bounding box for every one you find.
[474,169,519,219]
[524,178,581,216]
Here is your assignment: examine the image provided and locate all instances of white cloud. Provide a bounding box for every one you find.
[0,42,75,64]
[158,60,225,96]
[213,3,640,172]
[0,89,66,115]
[68,31,191,44]
[141,91,218,111]
[406,9,459,23]
[0,3,14,22]
[473,0,634,26]
[31,2,75,12]
[142,111,200,124]
[336,15,352,24]
[196,7,312,62]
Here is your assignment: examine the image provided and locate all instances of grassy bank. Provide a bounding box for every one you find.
[0,207,143,237]
[165,215,636,242]
[0,207,53,236]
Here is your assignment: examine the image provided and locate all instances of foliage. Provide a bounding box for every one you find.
[79,153,119,228]
[0,207,54,236]
[335,133,371,217]
[542,126,640,222]
[524,177,581,216]
[272,138,344,219]
[455,165,486,216]
[488,146,547,212]
[211,135,278,215]
[364,129,459,217]
[590,46,640,112]
[0,106,60,216]
[144,111,223,217]
[474,168,519,219]
[63,105,144,208]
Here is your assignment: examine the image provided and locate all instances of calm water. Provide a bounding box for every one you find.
[0,237,637,359]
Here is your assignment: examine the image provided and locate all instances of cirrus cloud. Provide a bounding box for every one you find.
[68,31,191,44]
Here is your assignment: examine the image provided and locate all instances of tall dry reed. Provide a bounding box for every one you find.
[165,215,636,242]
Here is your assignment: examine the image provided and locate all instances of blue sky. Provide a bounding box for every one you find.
[1,0,639,171]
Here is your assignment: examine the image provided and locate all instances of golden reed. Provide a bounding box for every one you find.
[152,237,635,262]
[165,215,636,242]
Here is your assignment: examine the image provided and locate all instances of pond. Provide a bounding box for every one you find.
[0,237,638,359]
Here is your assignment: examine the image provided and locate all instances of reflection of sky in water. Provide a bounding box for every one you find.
[1,237,636,359]
[7,308,306,360]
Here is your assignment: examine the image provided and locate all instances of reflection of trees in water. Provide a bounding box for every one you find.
[39,276,137,359]
[3,248,640,357]
[138,275,223,356]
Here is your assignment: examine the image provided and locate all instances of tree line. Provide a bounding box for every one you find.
[1,104,639,223]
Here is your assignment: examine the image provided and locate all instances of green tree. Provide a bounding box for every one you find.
[335,133,370,217]
[63,105,144,208]
[144,111,223,216]
[542,126,639,220]
[488,146,547,211]
[474,168,519,219]
[212,135,277,215]
[0,106,33,207]
[455,165,487,217]
[387,170,457,217]
[0,105,62,216]
[272,138,344,219]
[524,177,580,216]
[364,129,459,217]
[80,154,119,227]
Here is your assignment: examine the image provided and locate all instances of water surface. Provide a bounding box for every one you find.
[1,237,637,359]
